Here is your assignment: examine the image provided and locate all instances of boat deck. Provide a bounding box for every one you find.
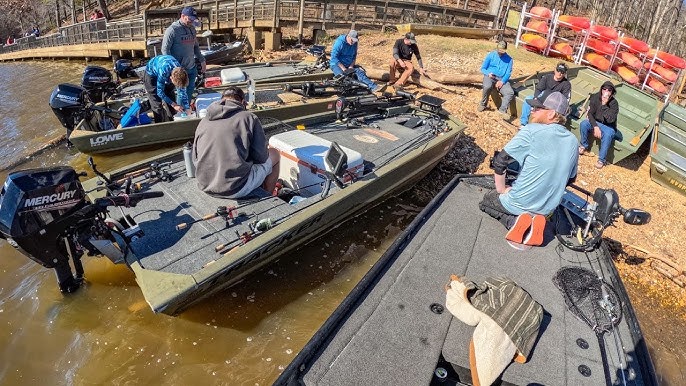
[278,178,656,385]
[108,111,439,276]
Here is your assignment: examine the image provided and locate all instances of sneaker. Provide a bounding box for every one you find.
[595,160,605,169]
[500,111,511,120]
[377,84,388,94]
[477,105,486,112]
[578,146,586,155]
[523,214,546,246]
[505,213,533,244]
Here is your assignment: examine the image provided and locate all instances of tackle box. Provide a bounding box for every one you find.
[268,130,364,195]
[195,92,222,118]
[204,76,221,88]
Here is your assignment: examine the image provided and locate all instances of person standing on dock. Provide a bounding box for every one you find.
[329,30,382,93]
[478,40,514,120]
[578,81,619,169]
[162,6,206,100]
[388,32,427,90]
[479,92,578,246]
[143,55,191,122]
[192,87,281,198]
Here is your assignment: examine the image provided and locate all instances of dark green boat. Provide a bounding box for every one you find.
[3,93,465,315]
[651,102,686,197]
[504,66,661,165]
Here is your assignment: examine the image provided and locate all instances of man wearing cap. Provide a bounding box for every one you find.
[388,32,427,89]
[162,6,206,100]
[478,41,515,120]
[329,29,381,92]
[193,86,281,199]
[479,92,578,246]
[578,81,619,169]
[519,62,572,127]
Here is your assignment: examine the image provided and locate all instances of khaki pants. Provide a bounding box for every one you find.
[389,59,414,86]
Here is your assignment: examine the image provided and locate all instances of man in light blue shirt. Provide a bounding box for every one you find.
[479,92,578,245]
[329,30,380,92]
[479,41,514,120]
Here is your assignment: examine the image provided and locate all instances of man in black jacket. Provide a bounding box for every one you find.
[388,33,427,89]
[578,81,619,169]
[193,87,280,198]
[519,62,572,127]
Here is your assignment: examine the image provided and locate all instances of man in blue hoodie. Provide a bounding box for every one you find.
[330,30,380,92]
[478,41,514,120]
[162,6,206,99]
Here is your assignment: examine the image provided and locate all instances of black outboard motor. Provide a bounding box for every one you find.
[81,65,117,103]
[49,83,89,145]
[0,167,90,293]
[114,59,138,80]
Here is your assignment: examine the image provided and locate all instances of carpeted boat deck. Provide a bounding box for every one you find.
[295,181,651,386]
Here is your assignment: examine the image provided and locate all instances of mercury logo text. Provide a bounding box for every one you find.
[24,190,78,208]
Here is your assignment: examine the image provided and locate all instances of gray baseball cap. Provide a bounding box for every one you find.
[347,30,358,43]
[526,91,569,115]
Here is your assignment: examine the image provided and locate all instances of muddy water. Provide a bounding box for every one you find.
[0,61,683,385]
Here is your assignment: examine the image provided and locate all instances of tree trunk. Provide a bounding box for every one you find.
[55,0,61,28]
[71,0,76,24]
[97,0,110,20]
[364,67,477,91]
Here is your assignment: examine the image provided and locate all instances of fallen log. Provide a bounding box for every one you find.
[364,68,460,93]
[365,67,482,87]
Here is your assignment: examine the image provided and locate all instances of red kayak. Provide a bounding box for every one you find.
[584,52,610,71]
[648,49,686,69]
[526,20,549,34]
[646,76,667,93]
[645,62,678,82]
[521,33,548,51]
[550,42,573,57]
[529,6,552,19]
[612,64,639,85]
[558,15,590,31]
[617,51,643,70]
[590,25,618,41]
[587,38,615,56]
[620,36,649,53]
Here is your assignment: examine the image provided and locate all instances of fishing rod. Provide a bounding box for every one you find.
[176,205,248,231]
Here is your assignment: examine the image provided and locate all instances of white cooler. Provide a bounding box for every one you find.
[220,68,246,84]
[269,130,364,195]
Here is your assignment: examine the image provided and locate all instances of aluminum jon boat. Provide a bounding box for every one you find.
[1,92,465,315]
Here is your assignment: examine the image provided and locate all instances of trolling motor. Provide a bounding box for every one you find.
[334,88,418,121]
[285,68,371,98]
[0,166,162,294]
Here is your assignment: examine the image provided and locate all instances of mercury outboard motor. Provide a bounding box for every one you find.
[49,83,89,146]
[0,166,163,294]
[114,59,138,80]
[81,65,117,103]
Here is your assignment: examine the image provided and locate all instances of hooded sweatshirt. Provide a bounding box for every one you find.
[192,99,268,197]
[587,81,619,129]
[162,20,205,71]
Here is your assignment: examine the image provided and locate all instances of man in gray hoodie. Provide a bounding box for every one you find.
[192,87,280,198]
[162,6,206,100]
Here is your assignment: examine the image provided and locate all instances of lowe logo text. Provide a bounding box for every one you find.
[90,133,124,146]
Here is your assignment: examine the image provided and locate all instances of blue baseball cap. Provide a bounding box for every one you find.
[181,6,198,21]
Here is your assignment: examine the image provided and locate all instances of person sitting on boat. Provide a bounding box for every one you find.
[330,29,383,93]
[578,81,619,169]
[192,86,281,199]
[143,55,191,123]
[162,6,206,100]
[388,32,427,90]
[478,40,514,120]
[479,92,578,246]
[518,62,571,127]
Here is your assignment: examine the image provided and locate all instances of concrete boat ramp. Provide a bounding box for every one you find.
[277,176,657,385]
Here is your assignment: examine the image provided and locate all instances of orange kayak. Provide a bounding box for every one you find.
[590,25,618,41]
[620,36,649,53]
[584,52,610,71]
[529,6,552,19]
[521,33,548,51]
[645,63,678,82]
[612,64,639,85]
[586,39,615,56]
[648,49,686,69]
[526,20,549,33]
[646,77,667,93]
[550,42,573,57]
[558,15,590,31]
[617,51,643,70]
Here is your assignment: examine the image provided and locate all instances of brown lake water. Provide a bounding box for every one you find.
[0,61,683,385]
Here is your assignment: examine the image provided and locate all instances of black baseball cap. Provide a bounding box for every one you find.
[555,62,568,73]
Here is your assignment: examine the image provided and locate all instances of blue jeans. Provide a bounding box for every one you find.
[331,65,377,91]
[520,96,534,125]
[186,66,198,99]
[481,75,514,114]
[579,119,615,164]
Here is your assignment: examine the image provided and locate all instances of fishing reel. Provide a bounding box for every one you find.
[557,186,651,252]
